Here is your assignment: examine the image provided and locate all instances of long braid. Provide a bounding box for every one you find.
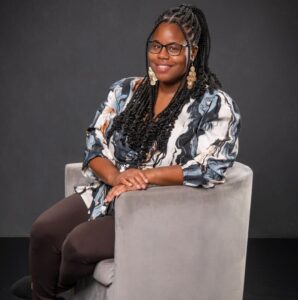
[107,4,222,167]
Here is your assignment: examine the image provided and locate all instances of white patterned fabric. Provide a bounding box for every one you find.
[74,77,241,220]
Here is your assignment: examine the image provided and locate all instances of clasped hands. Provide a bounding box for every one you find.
[104,168,149,204]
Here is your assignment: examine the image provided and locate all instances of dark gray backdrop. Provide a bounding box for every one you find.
[1,0,297,237]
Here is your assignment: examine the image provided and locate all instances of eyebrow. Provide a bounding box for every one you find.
[150,39,185,45]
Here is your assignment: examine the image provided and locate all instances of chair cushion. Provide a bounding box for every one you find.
[93,258,115,286]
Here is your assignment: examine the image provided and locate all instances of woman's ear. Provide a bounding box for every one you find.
[191,45,199,61]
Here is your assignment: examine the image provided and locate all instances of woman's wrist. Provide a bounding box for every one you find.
[107,170,121,186]
[142,168,156,185]
[89,157,120,186]
[143,166,183,186]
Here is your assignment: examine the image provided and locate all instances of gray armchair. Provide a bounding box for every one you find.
[65,162,253,300]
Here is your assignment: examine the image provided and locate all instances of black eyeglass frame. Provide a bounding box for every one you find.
[147,40,190,56]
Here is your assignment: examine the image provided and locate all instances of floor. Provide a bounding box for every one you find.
[0,238,297,300]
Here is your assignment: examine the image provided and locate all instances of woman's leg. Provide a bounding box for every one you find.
[58,215,115,288]
[29,193,89,300]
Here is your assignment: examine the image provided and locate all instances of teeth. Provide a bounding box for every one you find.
[157,65,171,71]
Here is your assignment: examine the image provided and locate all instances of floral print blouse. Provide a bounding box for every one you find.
[74,76,241,220]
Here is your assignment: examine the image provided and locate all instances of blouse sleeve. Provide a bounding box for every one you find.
[81,82,120,179]
[181,90,241,188]
[81,77,142,179]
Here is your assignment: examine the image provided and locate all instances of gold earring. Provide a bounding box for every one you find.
[148,66,157,86]
[187,62,197,89]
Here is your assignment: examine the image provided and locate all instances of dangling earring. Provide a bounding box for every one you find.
[187,62,197,90]
[148,66,157,86]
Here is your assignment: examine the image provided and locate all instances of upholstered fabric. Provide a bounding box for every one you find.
[65,162,89,197]
[93,259,114,287]
[66,161,253,300]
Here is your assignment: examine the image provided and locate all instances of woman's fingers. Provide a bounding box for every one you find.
[134,175,148,189]
[120,169,149,185]
[126,176,145,189]
[104,184,130,203]
[133,170,149,185]
[119,177,133,187]
[121,177,137,188]
[104,177,148,204]
[104,191,115,203]
[105,186,121,203]
[139,172,149,184]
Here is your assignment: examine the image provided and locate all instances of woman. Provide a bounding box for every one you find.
[11,4,240,300]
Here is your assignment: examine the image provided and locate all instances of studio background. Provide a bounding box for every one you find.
[0,0,297,237]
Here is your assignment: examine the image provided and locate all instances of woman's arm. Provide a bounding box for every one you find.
[89,157,120,186]
[83,78,147,187]
[143,165,183,186]
[104,165,183,203]
[89,157,149,187]
[82,85,118,180]
[181,90,241,188]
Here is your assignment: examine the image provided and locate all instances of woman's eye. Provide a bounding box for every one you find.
[168,45,180,51]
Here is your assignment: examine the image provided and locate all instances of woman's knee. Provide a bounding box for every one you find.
[61,218,115,264]
[61,225,91,264]
[30,213,57,244]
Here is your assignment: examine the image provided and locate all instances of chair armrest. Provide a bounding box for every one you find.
[113,162,253,300]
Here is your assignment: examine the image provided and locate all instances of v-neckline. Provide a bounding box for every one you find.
[152,94,175,119]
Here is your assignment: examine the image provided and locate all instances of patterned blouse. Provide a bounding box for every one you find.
[74,76,241,220]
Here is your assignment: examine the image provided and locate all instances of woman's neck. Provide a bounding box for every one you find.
[158,80,182,95]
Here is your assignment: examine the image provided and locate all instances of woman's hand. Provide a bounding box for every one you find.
[113,168,149,189]
[104,183,144,203]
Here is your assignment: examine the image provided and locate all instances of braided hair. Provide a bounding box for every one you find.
[107,4,221,167]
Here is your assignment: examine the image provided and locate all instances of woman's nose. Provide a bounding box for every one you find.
[158,46,169,59]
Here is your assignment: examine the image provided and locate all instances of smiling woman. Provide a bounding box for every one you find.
[11,4,241,300]
[148,23,192,85]
[147,22,198,117]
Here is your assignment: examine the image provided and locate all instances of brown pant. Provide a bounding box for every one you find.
[29,193,115,300]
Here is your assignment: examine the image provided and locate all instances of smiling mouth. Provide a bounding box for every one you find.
[155,64,172,73]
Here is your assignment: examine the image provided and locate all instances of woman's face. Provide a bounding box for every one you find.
[147,22,194,86]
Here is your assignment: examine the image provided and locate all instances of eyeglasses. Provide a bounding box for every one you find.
[147,40,189,56]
